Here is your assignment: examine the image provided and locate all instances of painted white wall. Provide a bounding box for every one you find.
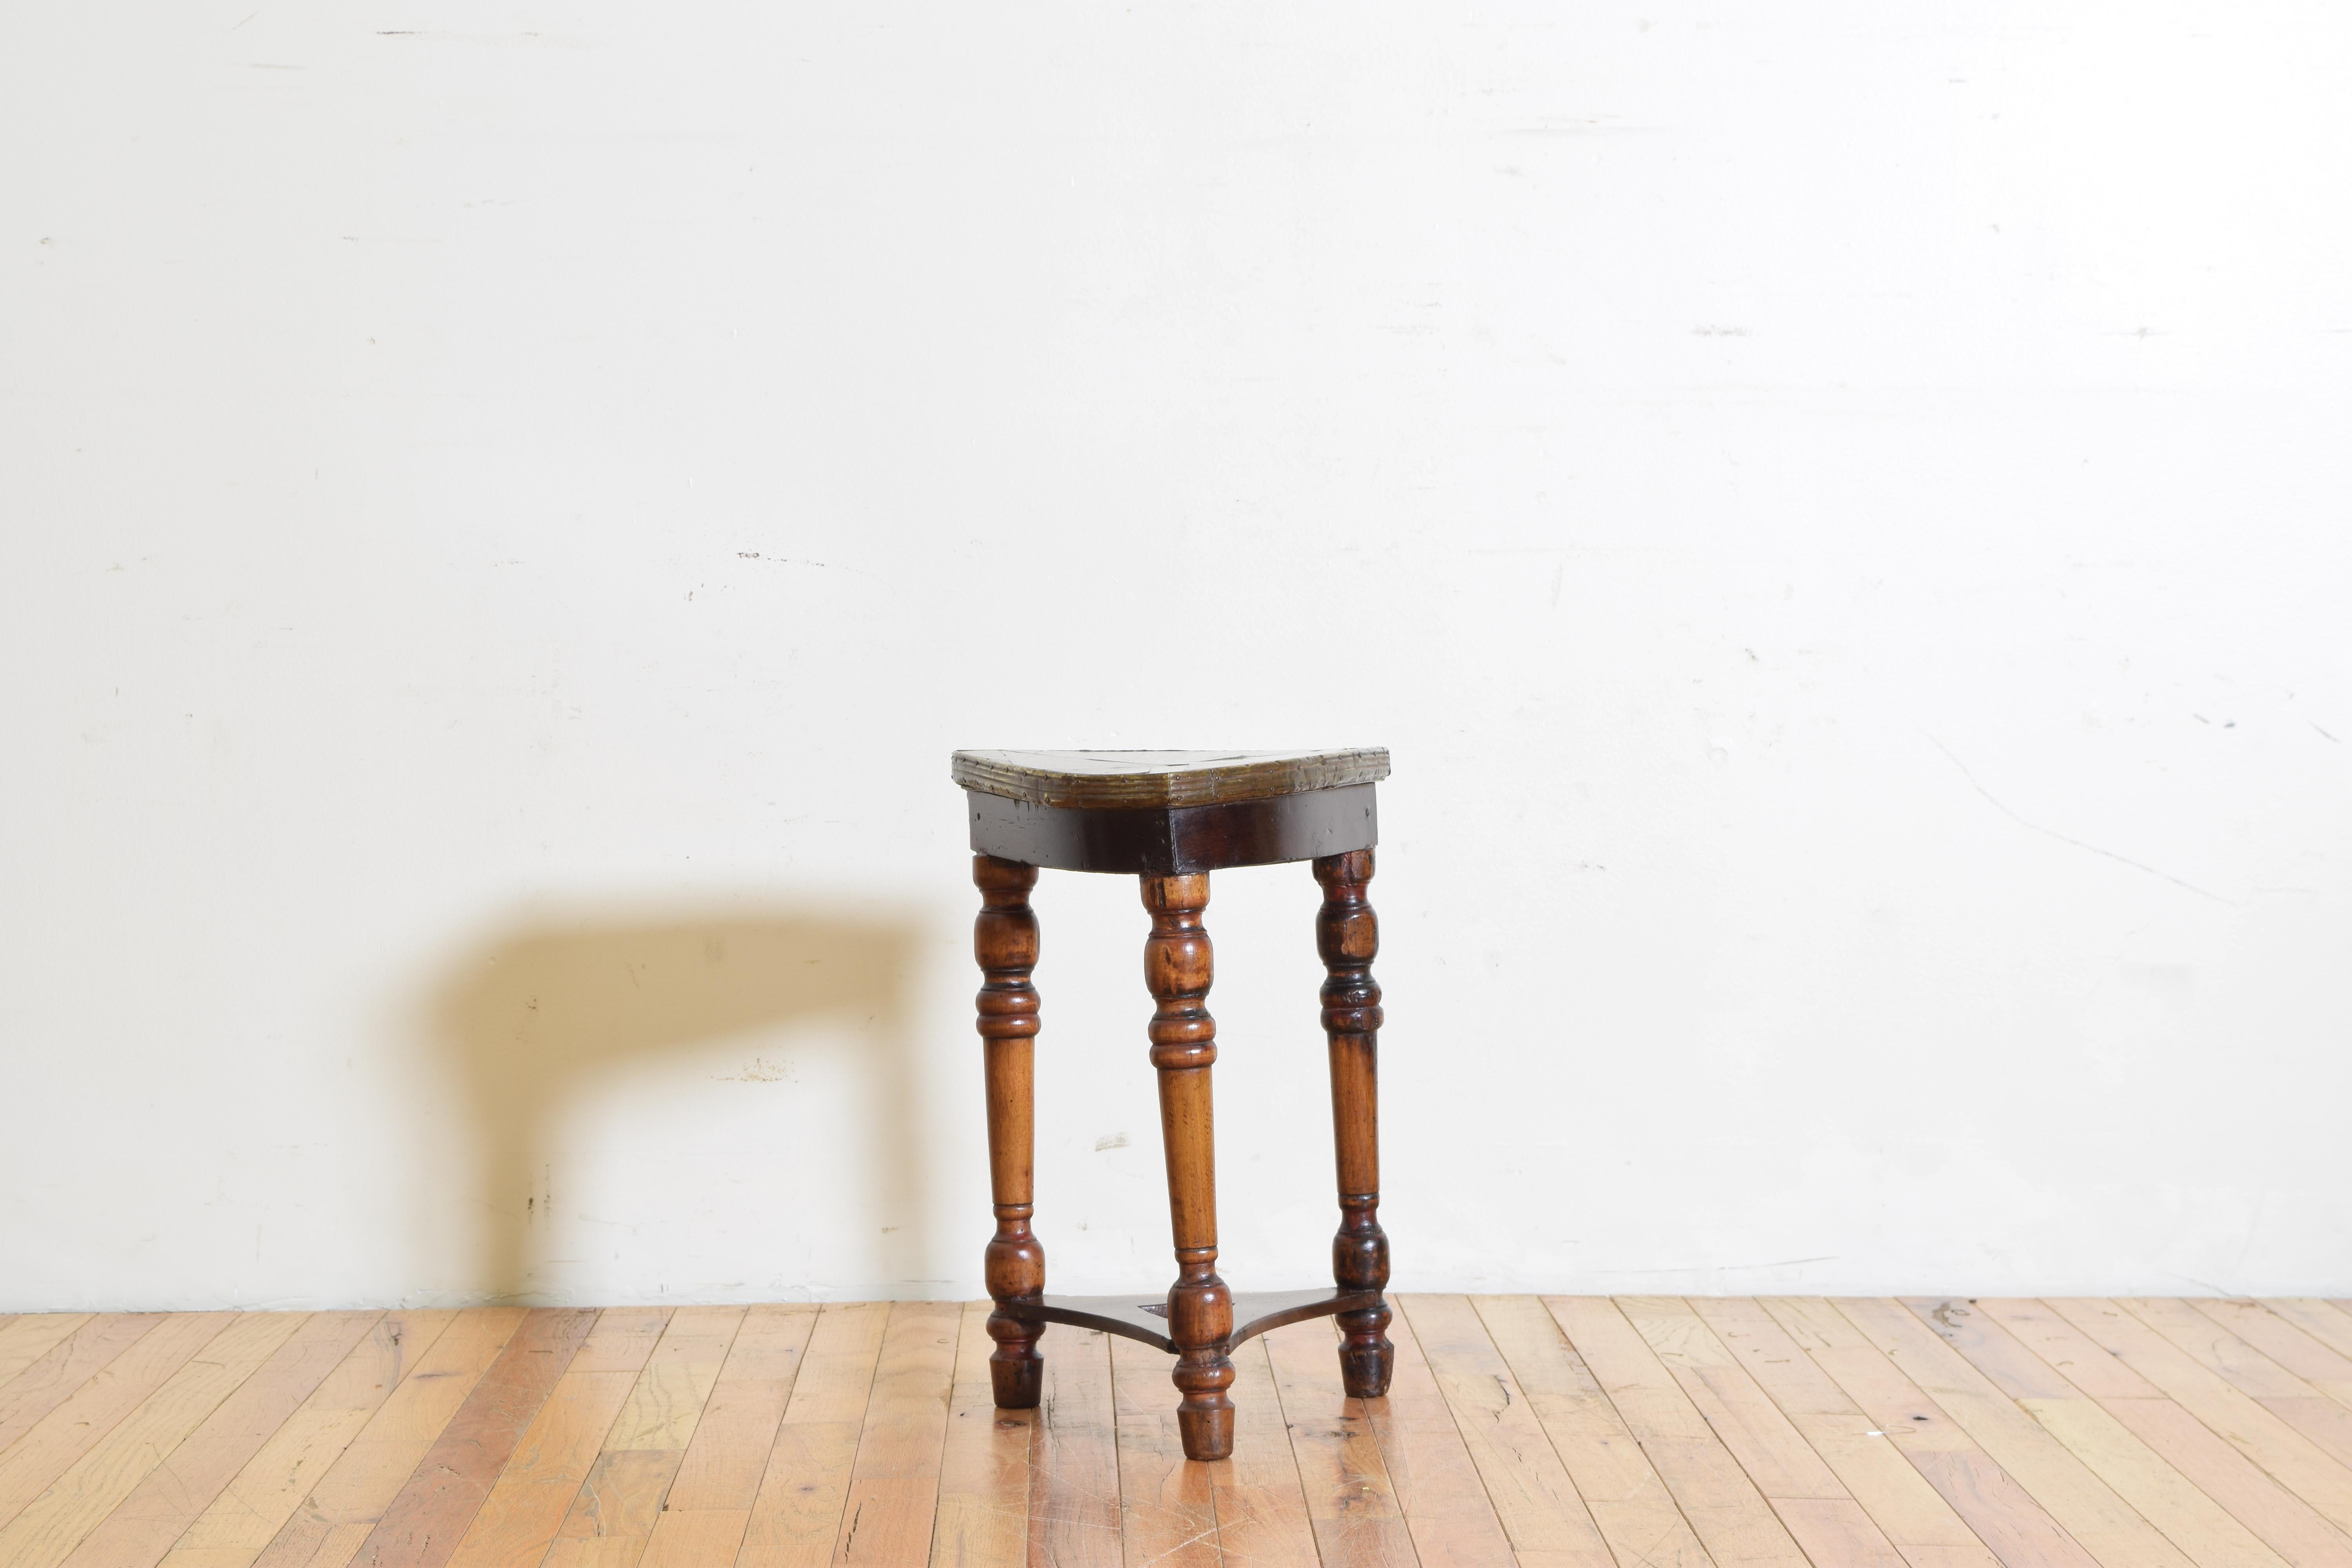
[4,1,2348,1312]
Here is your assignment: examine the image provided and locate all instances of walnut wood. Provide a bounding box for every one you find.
[973,854,1045,1409]
[966,782,1376,875]
[952,749,1396,1460]
[952,748,1389,809]
[1141,872,1235,1461]
[998,1288,1383,1353]
[1315,849,1394,1398]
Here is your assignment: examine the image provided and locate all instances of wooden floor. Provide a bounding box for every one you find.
[4,1298,2352,1568]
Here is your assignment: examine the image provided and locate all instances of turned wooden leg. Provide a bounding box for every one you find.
[1142,872,1234,1461]
[1316,849,1393,1398]
[975,854,1045,1408]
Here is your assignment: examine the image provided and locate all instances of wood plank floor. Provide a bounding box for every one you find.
[2,1298,2349,1567]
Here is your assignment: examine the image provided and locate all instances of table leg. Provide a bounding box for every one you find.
[1142,871,1234,1460]
[975,854,1045,1407]
[1316,849,1393,1397]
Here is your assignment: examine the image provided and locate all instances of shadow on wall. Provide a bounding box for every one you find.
[426,908,924,1304]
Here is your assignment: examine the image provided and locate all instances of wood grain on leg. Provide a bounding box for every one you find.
[1315,851,1392,1401]
[1141,872,1234,1463]
[973,855,1047,1412]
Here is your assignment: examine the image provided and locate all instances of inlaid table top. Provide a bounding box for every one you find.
[951,748,1390,810]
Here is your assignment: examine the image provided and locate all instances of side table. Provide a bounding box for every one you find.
[953,747,1394,1461]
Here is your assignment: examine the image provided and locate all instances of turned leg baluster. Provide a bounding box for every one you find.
[1316,849,1393,1398]
[1142,872,1235,1461]
[974,854,1045,1408]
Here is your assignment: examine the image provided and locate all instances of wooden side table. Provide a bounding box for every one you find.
[952,747,1394,1462]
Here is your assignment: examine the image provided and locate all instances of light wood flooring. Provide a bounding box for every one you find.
[3,1296,2352,1567]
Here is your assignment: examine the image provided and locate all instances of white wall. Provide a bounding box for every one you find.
[4,2,2349,1312]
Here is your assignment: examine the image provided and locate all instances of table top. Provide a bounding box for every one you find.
[951,748,1390,809]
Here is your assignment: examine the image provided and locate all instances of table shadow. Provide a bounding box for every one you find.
[424,907,926,1303]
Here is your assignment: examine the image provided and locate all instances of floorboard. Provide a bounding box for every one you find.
[1759,1296,2102,1568]
[247,1306,529,1568]
[1214,1335,1321,1567]
[2123,1299,2352,1469]
[2265,1303,2352,1367]
[1903,1298,2292,1568]
[2045,1298,2352,1540]
[0,1313,241,1536]
[648,1303,816,1568]
[1023,1323,1120,1568]
[1546,1296,1811,1568]
[1839,1298,2198,1568]
[15,1297,2352,1566]
[0,1316,166,1461]
[830,1300,959,1567]
[1688,1298,2002,1568]
[1263,1318,1417,1568]
[158,1309,460,1568]
[348,1306,598,1568]
[735,1300,888,1568]
[927,1302,1026,1568]
[1476,1294,1710,1568]
[60,1310,385,1568]
[448,1305,672,1568]
[1110,1332,1218,1568]
[0,1316,98,1398]
[1617,1295,1906,1568]
[1396,1294,1605,1568]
